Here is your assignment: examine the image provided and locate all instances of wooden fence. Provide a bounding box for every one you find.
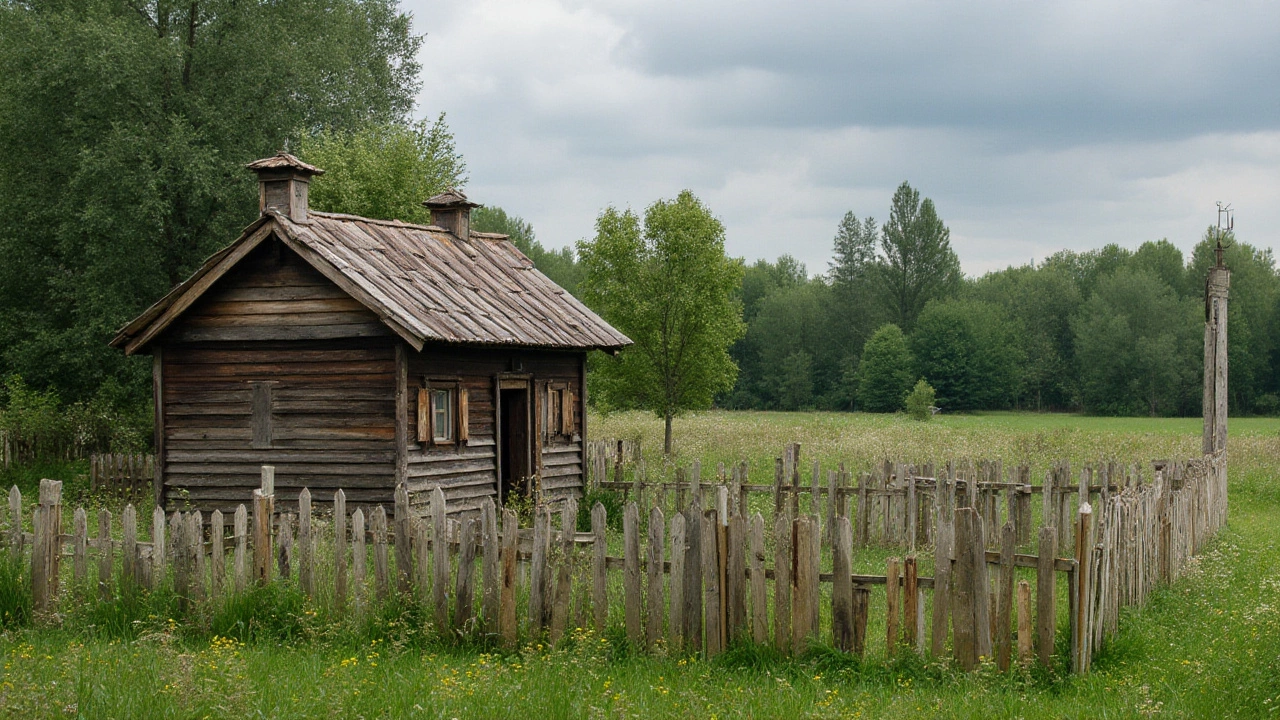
[3,448,1226,673]
[89,453,155,498]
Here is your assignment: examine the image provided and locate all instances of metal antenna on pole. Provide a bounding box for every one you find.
[1214,201,1233,267]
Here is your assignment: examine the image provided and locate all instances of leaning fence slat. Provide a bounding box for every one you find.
[792,517,815,654]
[904,555,920,652]
[885,556,901,657]
[702,509,722,657]
[8,486,21,560]
[550,500,576,644]
[191,511,206,604]
[530,504,550,633]
[684,504,703,651]
[277,512,293,581]
[393,484,411,597]
[951,508,979,670]
[96,509,111,600]
[1017,579,1033,664]
[726,512,745,640]
[931,515,954,657]
[152,506,166,582]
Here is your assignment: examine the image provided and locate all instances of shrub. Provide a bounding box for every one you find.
[856,324,914,412]
[905,379,936,422]
[577,487,625,533]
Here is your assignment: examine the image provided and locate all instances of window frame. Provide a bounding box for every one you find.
[417,378,469,446]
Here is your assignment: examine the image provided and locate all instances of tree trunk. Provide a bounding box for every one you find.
[664,413,673,455]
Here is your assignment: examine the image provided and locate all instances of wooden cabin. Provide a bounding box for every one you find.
[111,154,631,514]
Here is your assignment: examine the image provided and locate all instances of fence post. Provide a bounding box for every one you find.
[393,483,411,597]
[1073,503,1093,673]
[592,503,608,632]
[669,512,686,650]
[500,508,518,649]
[481,497,500,630]
[457,517,478,634]
[97,509,112,600]
[372,505,389,602]
[211,510,225,602]
[431,487,449,630]
[299,488,314,597]
[996,521,1015,671]
[73,508,87,589]
[623,502,642,644]
[951,508,979,670]
[703,508,722,657]
[549,500,576,644]
[746,512,765,644]
[646,506,665,648]
[352,508,366,617]
[530,504,550,634]
[31,479,60,607]
[152,506,166,582]
[727,511,745,641]
[684,503,703,651]
[234,504,248,594]
[334,490,347,609]
[931,508,953,658]
[252,467,274,586]
[1036,526,1057,668]
[885,556,901,656]
[832,515,853,652]
[773,513,791,652]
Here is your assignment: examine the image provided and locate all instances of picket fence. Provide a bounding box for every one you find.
[7,447,1226,674]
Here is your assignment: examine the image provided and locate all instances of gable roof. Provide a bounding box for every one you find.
[111,211,632,355]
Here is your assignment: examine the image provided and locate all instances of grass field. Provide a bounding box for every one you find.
[1,411,1277,719]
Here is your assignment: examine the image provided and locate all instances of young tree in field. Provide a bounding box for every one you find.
[578,192,745,453]
[877,182,962,331]
[856,324,915,412]
[299,114,466,225]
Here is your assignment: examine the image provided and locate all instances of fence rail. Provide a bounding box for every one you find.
[3,446,1226,674]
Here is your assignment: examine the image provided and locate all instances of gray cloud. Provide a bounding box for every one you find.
[404,0,1280,276]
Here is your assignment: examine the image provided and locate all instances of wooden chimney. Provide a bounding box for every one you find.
[423,188,480,239]
[246,153,324,223]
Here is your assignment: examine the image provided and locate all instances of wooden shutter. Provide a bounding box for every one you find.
[417,387,431,444]
[561,387,573,436]
[458,386,469,444]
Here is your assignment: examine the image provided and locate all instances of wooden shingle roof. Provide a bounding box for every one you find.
[111,210,631,354]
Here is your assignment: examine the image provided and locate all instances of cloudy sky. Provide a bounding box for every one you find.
[404,0,1280,276]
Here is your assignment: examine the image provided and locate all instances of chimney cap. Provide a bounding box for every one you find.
[246,152,324,176]
[423,187,480,209]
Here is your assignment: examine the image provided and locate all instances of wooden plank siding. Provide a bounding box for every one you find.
[406,346,585,513]
[158,239,398,513]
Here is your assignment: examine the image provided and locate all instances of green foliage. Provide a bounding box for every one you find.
[0,0,422,405]
[1072,269,1200,416]
[905,379,936,422]
[472,206,583,295]
[877,182,962,331]
[212,582,312,644]
[856,325,914,413]
[910,300,1023,412]
[577,487,625,533]
[578,191,745,452]
[777,351,815,410]
[299,114,467,225]
[0,551,30,629]
[0,374,150,462]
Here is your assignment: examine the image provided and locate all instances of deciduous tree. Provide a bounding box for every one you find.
[578,192,745,453]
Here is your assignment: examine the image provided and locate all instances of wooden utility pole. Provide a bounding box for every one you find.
[1203,204,1231,455]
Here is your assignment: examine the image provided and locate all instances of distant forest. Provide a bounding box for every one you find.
[482,186,1278,418]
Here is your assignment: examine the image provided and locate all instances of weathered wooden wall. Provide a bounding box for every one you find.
[406,346,585,513]
[159,240,398,511]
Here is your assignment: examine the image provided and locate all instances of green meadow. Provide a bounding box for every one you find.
[1,411,1277,719]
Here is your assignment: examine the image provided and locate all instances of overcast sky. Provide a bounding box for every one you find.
[404,0,1280,276]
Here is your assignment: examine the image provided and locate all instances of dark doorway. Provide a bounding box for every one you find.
[499,387,530,504]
